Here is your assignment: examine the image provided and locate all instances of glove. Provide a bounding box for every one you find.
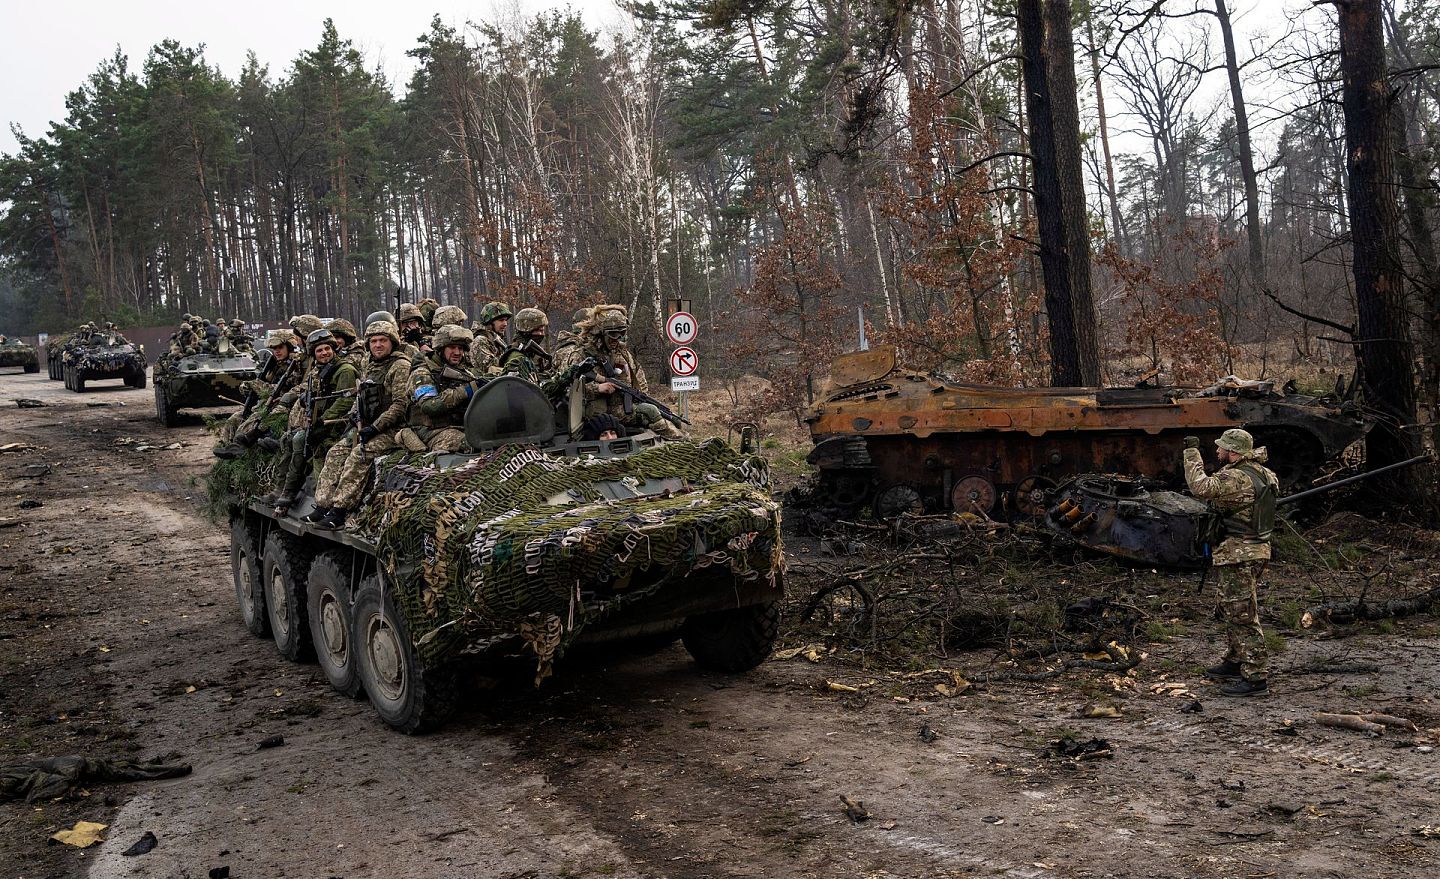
[358,426,379,442]
[1183,435,1200,450]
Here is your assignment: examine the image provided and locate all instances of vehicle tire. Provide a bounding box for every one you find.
[24,361,38,373]
[155,383,179,427]
[262,531,316,662]
[351,574,458,733]
[681,601,780,673]
[231,515,268,637]
[128,370,147,389]
[307,552,362,698]
[48,358,57,380]
[62,363,71,390]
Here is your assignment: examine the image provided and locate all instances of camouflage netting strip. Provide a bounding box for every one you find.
[351,439,781,673]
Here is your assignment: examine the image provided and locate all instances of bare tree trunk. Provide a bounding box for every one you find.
[1337,0,1419,476]
[1390,98,1440,420]
[1085,16,1126,256]
[1018,0,1101,386]
[1215,0,1264,288]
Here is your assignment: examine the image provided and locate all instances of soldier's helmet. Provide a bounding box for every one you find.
[479,301,514,326]
[364,320,401,347]
[231,318,244,327]
[592,305,629,336]
[431,304,468,328]
[433,325,475,350]
[364,310,396,329]
[396,302,424,323]
[1216,428,1255,456]
[417,298,439,324]
[513,307,549,335]
[290,314,324,337]
[181,313,193,323]
[326,318,358,345]
[571,306,592,328]
[264,329,296,351]
[306,328,338,354]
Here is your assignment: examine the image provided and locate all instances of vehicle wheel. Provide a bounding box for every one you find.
[128,370,146,389]
[24,361,38,373]
[262,531,316,662]
[155,383,178,427]
[62,363,71,390]
[681,601,780,673]
[352,574,458,733]
[231,515,268,637]
[307,552,362,698]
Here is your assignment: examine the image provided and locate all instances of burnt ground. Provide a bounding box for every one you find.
[2,368,1439,879]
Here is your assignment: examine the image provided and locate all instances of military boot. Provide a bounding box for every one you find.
[314,508,347,530]
[1204,661,1244,681]
[1219,678,1268,697]
[301,506,331,525]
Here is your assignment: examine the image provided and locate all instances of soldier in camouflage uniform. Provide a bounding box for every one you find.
[325,318,363,365]
[499,308,552,383]
[215,330,304,448]
[304,321,412,530]
[406,325,481,453]
[469,301,512,374]
[417,297,440,329]
[260,329,359,514]
[396,303,430,359]
[226,319,254,352]
[556,305,682,439]
[552,306,590,366]
[1184,428,1279,697]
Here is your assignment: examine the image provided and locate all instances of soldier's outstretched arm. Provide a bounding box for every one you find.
[1183,448,1231,499]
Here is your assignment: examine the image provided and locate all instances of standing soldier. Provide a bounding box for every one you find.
[469,301,512,374]
[559,305,682,438]
[500,308,552,383]
[405,325,480,453]
[303,321,411,530]
[1184,428,1279,697]
[262,329,358,514]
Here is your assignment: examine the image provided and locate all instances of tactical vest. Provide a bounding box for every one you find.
[1222,463,1276,542]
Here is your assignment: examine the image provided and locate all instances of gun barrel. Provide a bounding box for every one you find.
[1277,453,1431,506]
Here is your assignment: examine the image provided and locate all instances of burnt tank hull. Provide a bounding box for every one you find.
[805,347,1369,517]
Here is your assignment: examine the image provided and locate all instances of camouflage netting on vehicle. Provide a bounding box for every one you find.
[353,439,781,676]
[203,409,293,516]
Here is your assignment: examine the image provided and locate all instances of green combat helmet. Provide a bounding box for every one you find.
[512,307,549,337]
[417,297,440,326]
[365,310,396,329]
[431,305,468,328]
[1216,428,1256,456]
[478,301,513,327]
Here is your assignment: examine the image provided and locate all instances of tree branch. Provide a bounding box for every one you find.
[1262,288,1355,336]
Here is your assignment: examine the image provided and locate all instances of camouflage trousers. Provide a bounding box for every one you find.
[1214,560,1268,681]
[272,427,340,495]
[314,431,400,511]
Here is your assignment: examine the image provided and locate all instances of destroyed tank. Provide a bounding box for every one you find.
[805,347,1370,518]
[62,331,148,392]
[154,338,257,426]
[0,336,39,373]
[211,375,784,733]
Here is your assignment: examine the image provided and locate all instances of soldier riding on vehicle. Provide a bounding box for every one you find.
[260,328,359,515]
[403,324,480,453]
[557,305,683,439]
[499,307,552,383]
[470,301,512,374]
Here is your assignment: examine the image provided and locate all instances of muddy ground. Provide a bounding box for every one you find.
[2,368,1439,879]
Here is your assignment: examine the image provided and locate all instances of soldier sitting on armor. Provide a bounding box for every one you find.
[259,329,358,515]
[403,325,481,454]
[396,303,430,360]
[556,305,682,439]
[303,320,412,530]
[1184,428,1280,697]
[470,301,512,374]
[499,307,552,383]
[214,330,304,449]
[430,304,468,331]
[226,319,254,351]
[325,318,363,364]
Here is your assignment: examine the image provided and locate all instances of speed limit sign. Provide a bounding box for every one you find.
[665,311,698,345]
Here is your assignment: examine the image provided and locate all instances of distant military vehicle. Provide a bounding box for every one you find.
[63,331,148,392]
[154,338,257,426]
[211,375,783,733]
[806,347,1371,518]
[0,336,39,373]
[46,334,78,380]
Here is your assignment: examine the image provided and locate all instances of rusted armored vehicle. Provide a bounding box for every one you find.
[805,347,1370,518]
[154,338,257,426]
[0,336,39,373]
[212,376,784,732]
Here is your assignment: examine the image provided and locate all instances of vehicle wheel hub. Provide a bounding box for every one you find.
[269,570,288,634]
[367,616,404,701]
[320,595,346,657]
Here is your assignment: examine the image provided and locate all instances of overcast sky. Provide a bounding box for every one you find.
[1,0,1332,160]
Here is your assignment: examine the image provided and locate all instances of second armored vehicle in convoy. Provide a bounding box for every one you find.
[63,330,148,392]
[806,347,1371,519]
[154,338,257,426]
[212,376,784,733]
[0,336,39,373]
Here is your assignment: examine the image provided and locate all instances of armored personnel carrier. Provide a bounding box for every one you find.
[46,333,79,380]
[211,376,784,733]
[63,331,148,392]
[0,336,39,373]
[806,347,1370,518]
[154,338,257,426]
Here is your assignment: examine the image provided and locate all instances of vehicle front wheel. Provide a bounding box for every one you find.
[262,531,315,662]
[23,361,38,373]
[681,601,780,673]
[127,370,146,389]
[231,515,267,637]
[351,574,457,733]
[307,552,362,698]
[155,383,178,427]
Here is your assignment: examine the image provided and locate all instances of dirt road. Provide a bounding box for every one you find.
[3,369,1439,878]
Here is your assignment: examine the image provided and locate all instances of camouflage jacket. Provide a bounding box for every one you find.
[470,329,506,375]
[279,358,358,432]
[499,342,551,385]
[557,338,648,421]
[358,350,413,436]
[409,352,477,430]
[1184,448,1279,564]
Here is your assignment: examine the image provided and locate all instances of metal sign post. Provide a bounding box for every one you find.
[665,305,699,420]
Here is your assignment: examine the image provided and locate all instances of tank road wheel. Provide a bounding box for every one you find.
[951,474,998,516]
[48,357,58,380]
[70,366,85,392]
[262,532,316,662]
[351,574,458,733]
[873,484,924,520]
[1009,475,1056,520]
[231,515,268,637]
[62,363,72,390]
[307,553,362,698]
[681,601,780,673]
[816,470,874,514]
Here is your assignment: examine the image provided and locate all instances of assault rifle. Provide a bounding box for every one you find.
[596,360,689,429]
[237,348,276,419]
